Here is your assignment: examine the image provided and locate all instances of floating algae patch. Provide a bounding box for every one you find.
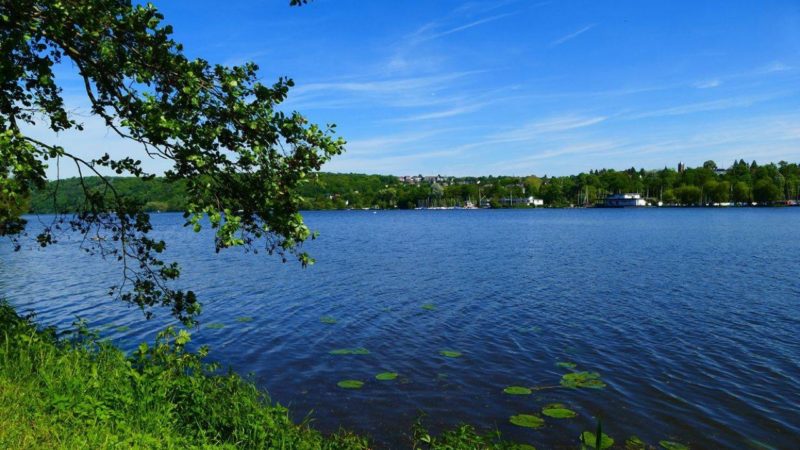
[375,372,398,381]
[659,441,689,450]
[439,350,462,358]
[509,414,545,429]
[235,316,254,323]
[580,431,614,449]
[503,386,532,395]
[556,361,577,369]
[561,371,606,389]
[205,323,225,330]
[320,316,337,324]
[421,303,436,311]
[337,380,364,389]
[625,435,646,449]
[114,325,130,332]
[329,348,370,355]
[541,403,576,419]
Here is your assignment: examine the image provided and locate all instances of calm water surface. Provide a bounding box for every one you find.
[1,209,799,448]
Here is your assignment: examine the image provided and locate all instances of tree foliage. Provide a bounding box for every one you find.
[0,0,343,323]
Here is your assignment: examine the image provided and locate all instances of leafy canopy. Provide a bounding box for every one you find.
[0,0,341,324]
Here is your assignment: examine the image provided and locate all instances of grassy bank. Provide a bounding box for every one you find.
[0,301,523,449]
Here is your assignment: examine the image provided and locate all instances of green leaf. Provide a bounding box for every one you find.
[541,403,576,419]
[421,303,436,311]
[556,361,577,369]
[509,414,545,429]
[205,323,225,330]
[560,371,606,389]
[329,348,370,355]
[581,431,614,449]
[375,372,398,381]
[235,316,254,322]
[625,435,647,449]
[503,386,532,395]
[337,380,364,389]
[659,441,690,450]
[320,316,337,324]
[439,350,462,358]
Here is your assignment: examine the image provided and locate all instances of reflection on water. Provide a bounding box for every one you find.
[2,209,799,448]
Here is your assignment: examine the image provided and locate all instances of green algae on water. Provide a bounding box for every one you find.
[560,371,606,389]
[580,431,614,449]
[439,350,462,358]
[556,361,577,369]
[503,386,532,395]
[625,435,646,449]
[320,316,337,324]
[541,403,576,419]
[336,380,364,389]
[421,304,436,311]
[205,323,225,330]
[375,372,398,381]
[509,414,545,429]
[329,347,370,355]
[235,316,253,323]
[659,441,690,450]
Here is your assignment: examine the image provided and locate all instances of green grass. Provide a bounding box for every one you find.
[0,301,526,449]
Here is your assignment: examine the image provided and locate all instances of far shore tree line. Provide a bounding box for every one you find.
[23,159,800,213]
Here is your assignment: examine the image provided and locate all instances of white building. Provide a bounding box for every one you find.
[501,196,544,207]
[604,193,647,207]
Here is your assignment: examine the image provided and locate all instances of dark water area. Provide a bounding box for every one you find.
[1,209,799,448]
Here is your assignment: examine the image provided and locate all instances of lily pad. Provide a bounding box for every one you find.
[541,403,577,419]
[580,431,614,449]
[659,441,689,450]
[329,348,370,355]
[625,435,646,449]
[439,350,462,358]
[509,414,545,429]
[337,380,364,389]
[235,316,254,323]
[320,316,337,324]
[503,386,532,395]
[561,371,606,389]
[205,323,225,330]
[421,304,436,311]
[375,372,398,381]
[556,361,577,369]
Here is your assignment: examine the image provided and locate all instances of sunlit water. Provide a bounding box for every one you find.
[1,209,798,448]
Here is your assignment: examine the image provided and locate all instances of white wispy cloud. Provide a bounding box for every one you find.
[759,61,792,74]
[489,115,608,143]
[550,24,596,47]
[411,13,515,44]
[693,79,721,89]
[390,102,489,122]
[624,93,785,120]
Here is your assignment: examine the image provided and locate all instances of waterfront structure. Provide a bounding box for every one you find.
[500,196,544,207]
[604,193,647,207]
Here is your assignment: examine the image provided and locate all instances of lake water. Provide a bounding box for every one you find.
[1,209,799,448]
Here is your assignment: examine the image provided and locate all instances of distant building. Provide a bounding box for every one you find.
[501,196,543,207]
[604,193,647,207]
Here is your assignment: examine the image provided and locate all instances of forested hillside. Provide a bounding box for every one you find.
[27,159,800,213]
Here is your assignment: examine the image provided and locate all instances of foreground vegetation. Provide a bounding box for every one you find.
[26,160,800,214]
[0,300,537,449]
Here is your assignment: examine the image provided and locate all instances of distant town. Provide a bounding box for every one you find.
[28,159,800,214]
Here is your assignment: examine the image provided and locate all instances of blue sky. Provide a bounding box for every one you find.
[40,0,800,177]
